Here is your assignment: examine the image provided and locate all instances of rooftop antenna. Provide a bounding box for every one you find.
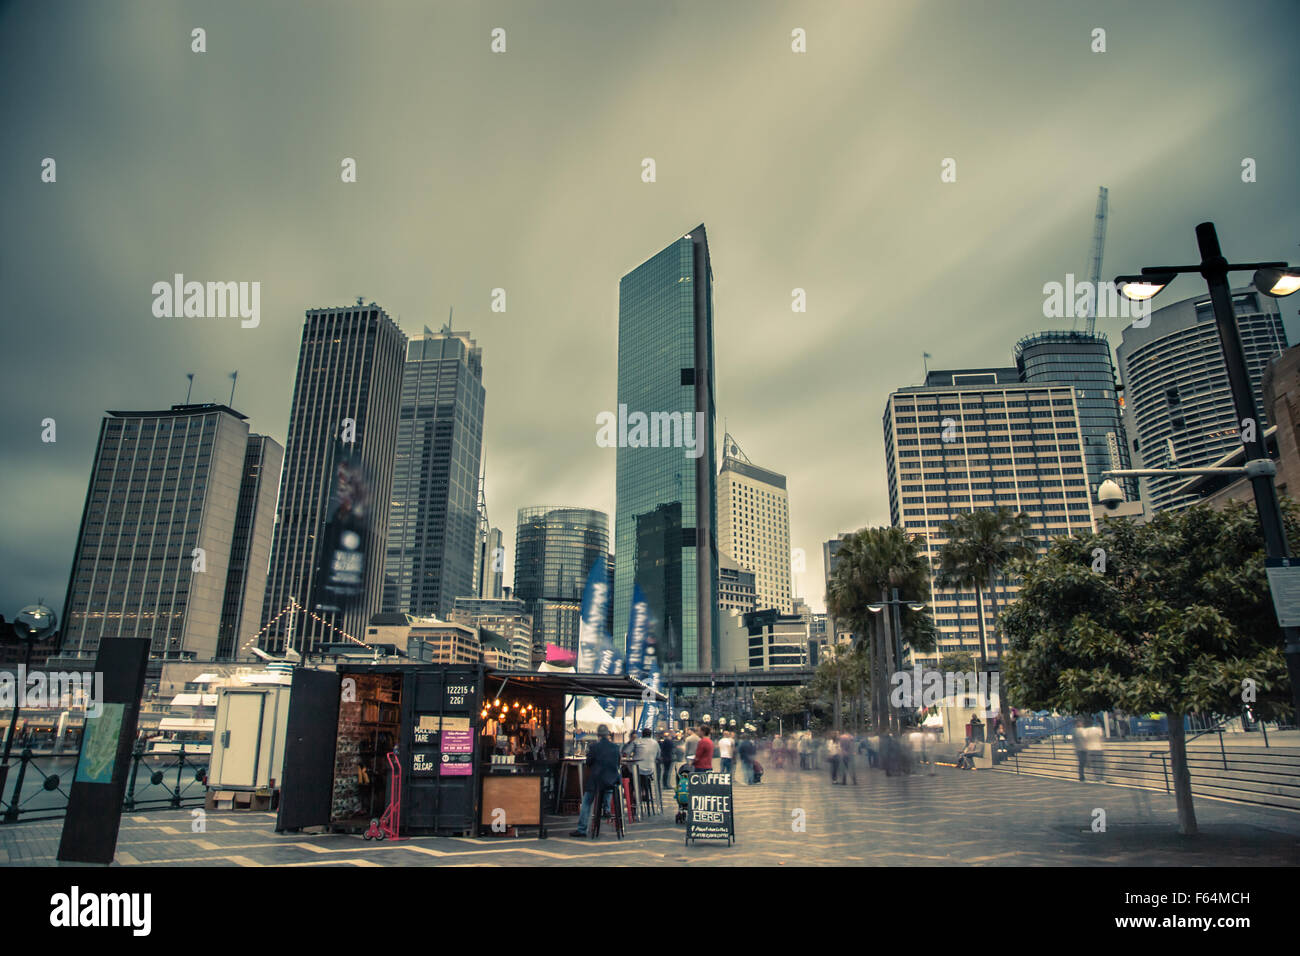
[185,373,194,404]
[228,370,238,408]
[442,306,453,335]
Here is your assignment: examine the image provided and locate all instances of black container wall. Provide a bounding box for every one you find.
[402,665,484,836]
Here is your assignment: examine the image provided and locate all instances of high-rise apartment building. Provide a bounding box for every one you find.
[1015,330,1135,505]
[882,369,1093,662]
[60,404,281,663]
[261,303,406,654]
[513,506,609,653]
[1117,286,1287,513]
[717,434,791,613]
[614,225,720,670]
[383,327,486,618]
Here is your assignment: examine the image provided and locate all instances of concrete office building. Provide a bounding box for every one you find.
[60,404,282,663]
[449,595,532,669]
[216,434,283,659]
[614,225,720,670]
[261,303,406,654]
[513,506,609,653]
[1117,286,1287,513]
[882,369,1093,662]
[383,327,486,619]
[718,553,757,616]
[717,434,792,614]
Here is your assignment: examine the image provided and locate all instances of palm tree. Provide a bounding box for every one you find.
[936,508,1037,742]
[826,526,936,732]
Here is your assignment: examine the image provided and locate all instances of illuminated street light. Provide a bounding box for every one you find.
[1253,266,1300,298]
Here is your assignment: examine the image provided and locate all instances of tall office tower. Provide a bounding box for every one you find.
[882,369,1093,663]
[261,303,406,654]
[614,225,720,671]
[59,404,282,664]
[382,326,486,619]
[718,553,757,615]
[1014,330,1136,505]
[477,526,504,599]
[822,533,855,645]
[449,595,532,669]
[716,433,792,613]
[216,435,284,659]
[1117,286,1287,513]
[513,506,609,653]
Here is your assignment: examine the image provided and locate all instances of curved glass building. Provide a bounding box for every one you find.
[1015,330,1134,503]
[513,506,609,653]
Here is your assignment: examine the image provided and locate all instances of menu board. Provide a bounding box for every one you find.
[685,771,734,846]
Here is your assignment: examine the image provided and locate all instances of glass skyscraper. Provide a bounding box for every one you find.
[382,327,486,619]
[513,506,609,653]
[614,225,720,670]
[1014,330,1135,503]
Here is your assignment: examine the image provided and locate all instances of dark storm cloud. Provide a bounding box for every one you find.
[2,0,1297,619]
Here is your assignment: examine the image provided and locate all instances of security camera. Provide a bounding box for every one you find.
[1097,479,1125,511]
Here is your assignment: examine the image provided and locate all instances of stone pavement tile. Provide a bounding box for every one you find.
[2,767,1298,866]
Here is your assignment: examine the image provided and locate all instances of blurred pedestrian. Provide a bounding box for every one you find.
[718,729,735,774]
[837,731,858,785]
[826,733,840,783]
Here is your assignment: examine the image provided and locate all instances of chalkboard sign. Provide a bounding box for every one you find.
[685,771,734,846]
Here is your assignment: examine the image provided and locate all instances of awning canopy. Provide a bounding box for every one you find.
[485,670,666,702]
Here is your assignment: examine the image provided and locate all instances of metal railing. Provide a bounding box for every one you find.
[0,742,208,824]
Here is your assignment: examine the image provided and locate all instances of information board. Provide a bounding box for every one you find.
[685,771,734,846]
[1265,559,1300,627]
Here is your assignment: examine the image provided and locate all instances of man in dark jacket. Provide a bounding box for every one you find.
[658,732,675,788]
[570,724,622,837]
[737,735,757,784]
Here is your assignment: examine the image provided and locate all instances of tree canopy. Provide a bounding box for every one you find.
[1001,501,1293,721]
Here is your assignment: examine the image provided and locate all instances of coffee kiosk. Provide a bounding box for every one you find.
[275,663,664,838]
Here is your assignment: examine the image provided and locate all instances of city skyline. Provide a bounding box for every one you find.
[5,1,1300,625]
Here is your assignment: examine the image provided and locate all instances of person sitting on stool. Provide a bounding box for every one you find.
[569,724,622,838]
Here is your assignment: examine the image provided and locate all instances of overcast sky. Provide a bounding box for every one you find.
[3,0,1298,623]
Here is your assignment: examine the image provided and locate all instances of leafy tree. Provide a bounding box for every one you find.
[827,526,936,731]
[937,508,1037,740]
[1000,501,1295,835]
[939,650,977,673]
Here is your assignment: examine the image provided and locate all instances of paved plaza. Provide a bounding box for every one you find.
[3,764,1298,866]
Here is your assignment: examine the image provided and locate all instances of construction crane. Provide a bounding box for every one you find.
[1083,186,1109,335]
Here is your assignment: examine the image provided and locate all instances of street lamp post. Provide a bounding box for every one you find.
[1116,221,1300,717]
[868,592,928,734]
